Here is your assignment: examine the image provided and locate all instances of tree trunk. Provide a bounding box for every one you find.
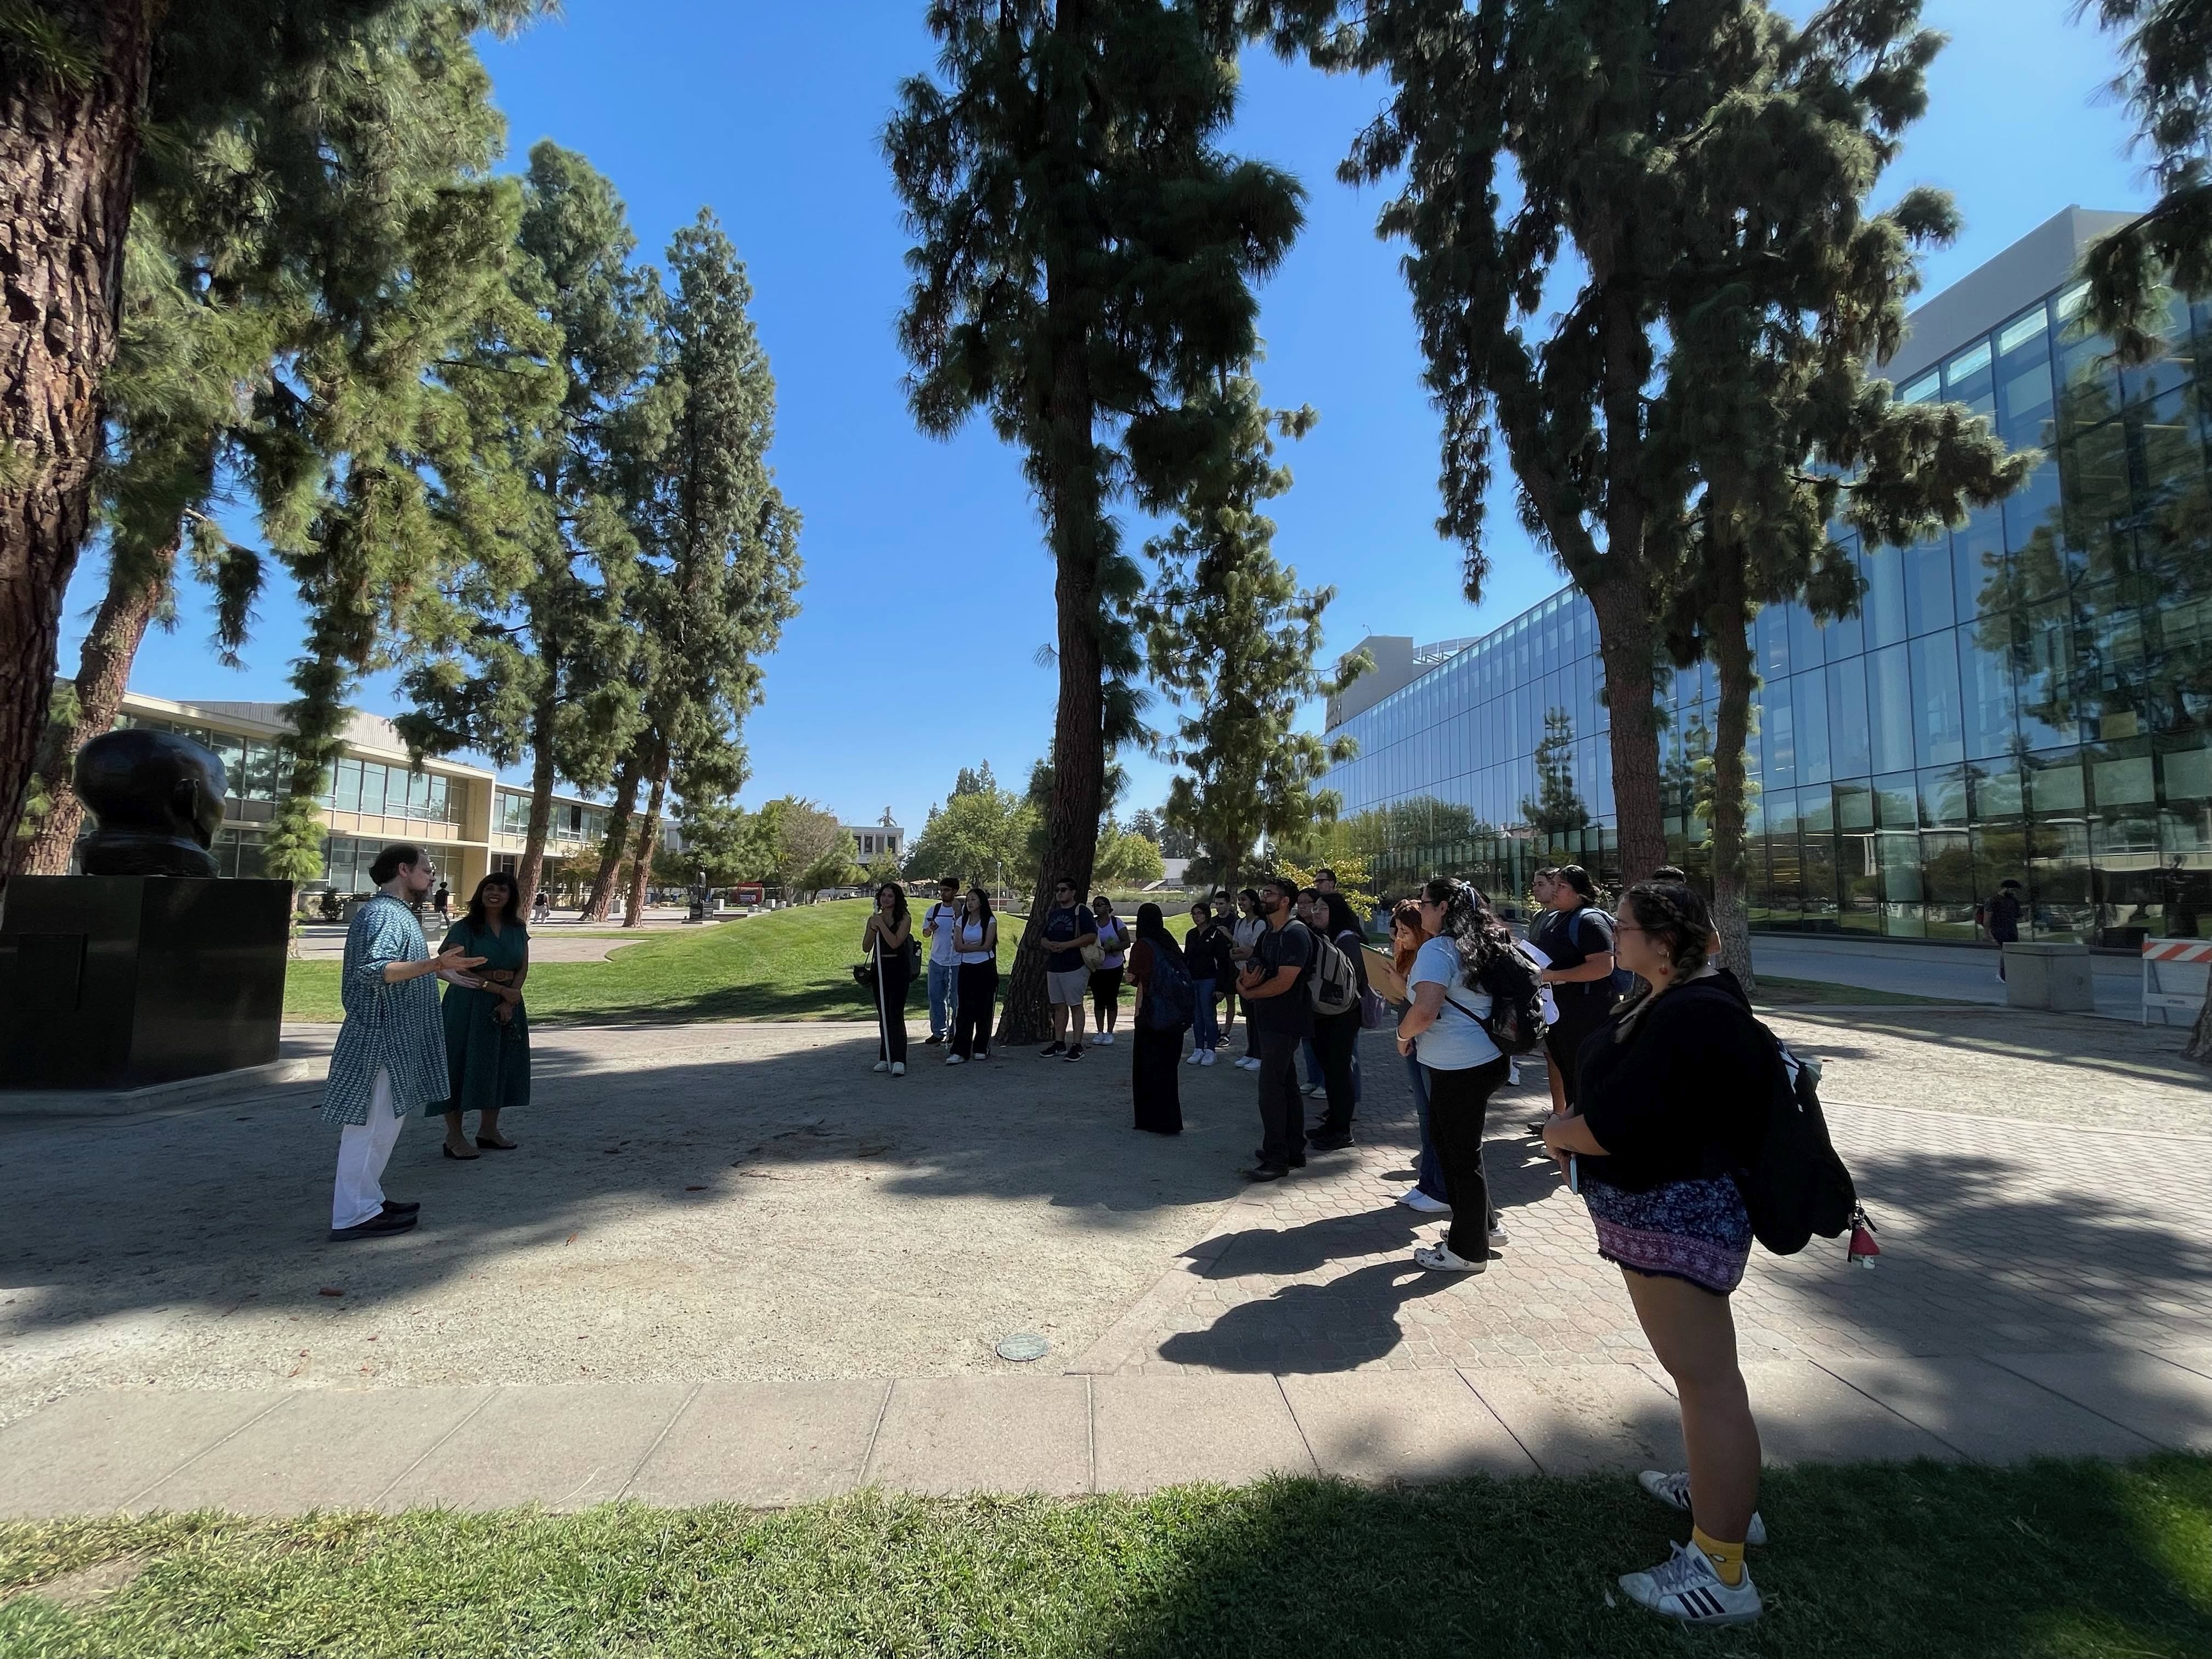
[1588,571,1668,885]
[11,533,175,875]
[515,673,560,916]
[1705,574,1757,995]
[623,763,665,928]
[580,753,641,921]
[0,5,158,895]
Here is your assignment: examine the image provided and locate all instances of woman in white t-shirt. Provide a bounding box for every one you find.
[1395,877,1513,1274]
[947,886,998,1064]
[1087,893,1130,1047]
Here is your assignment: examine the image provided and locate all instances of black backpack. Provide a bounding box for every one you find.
[1466,946,1549,1056]
[1677,981,1860,1255]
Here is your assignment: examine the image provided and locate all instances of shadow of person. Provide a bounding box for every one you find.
[1156,1257,1459,1374]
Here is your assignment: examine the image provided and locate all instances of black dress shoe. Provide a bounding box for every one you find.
[1252,1147,1308,1168]
[1244,1163,1292,1183]
[381,1199,420,1216]
[1305,1132,1355,1152]
[330,1209,418,1242]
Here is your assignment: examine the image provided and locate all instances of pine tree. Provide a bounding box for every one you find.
[886,0,1304,1042]
[396,141,657,911]
[0,0,551,895]
[1520,709,1590,843]
[1138,374,1363,901]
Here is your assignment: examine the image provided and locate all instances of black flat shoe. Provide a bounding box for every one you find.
[1244,1163,1292,1183]
[380,1199,420,1216]
[330,1210,417,1242]
[1305,1132,1355,1152]
[475,1135,518,1151]
[443,1143,478,1161]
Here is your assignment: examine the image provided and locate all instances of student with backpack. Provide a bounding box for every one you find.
[1125,903,1192,1134]
[1396,878,1520,1272]
[1234,875,1317,1180]
[1306,890,1372,1150]
[1539,880,1772,1628]
[1532,865,1621,1111]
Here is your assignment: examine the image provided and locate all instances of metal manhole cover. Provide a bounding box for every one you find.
[995,1332,1049,1363]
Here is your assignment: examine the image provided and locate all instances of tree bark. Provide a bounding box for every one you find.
[0,5,159,895]
[1705,571,1757,995]
[11,533,176,875]
[580,752,641,921]
[623,762,665,928]
[1588,571,1669,885]
[515,671,560,916]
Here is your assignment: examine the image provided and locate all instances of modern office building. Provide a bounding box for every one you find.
[1324,207,2212,947]
[108,692,614,899]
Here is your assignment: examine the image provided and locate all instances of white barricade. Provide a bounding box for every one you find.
[2141,938,2212,1026]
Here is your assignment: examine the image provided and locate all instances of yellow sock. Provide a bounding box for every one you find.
[1691,1525,1746,1587]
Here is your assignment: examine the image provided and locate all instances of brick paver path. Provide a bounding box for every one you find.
[1074,1014,2212,1378]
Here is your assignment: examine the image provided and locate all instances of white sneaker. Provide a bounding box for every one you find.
[946,1053,966,1065]
[1618,1541,1762,1627]
[1488,1223,1510,1246]
[1412,1242,1486,1273]
[1199,1049,1216,1066]
[1096,1031,1114,1045]
[1185,1051,1204,1064]
[872,1061,890,1073]
[890,1062,905,1077]
[1398,1187,1451,1214]
[1637,1470,1767,1546]
[1238,1057,1260,1071]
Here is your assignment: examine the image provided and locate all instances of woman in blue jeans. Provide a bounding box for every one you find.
[1182,900,1231,1065]
[1361,898,1447,1212]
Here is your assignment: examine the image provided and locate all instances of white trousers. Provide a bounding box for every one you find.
[331,1068,406,1230]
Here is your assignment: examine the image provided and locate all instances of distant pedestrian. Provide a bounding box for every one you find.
[922,876,963,1046]
[429,872,530,1160]
[1361,898,1448,1214]
[1235,875,1316,1180]
[322,846,483,1242]
[947,885,998,1064]
[1182,899,1233,1065]
[1306,891,1370,1151]
[1397,878,1512,1272]
[1533,864,1620,1111]
[1979,877,2024,981]
[1039,876,1098,1059]
[1541,881,1770,1627]
[532,890,550,923]
[1228,888,1265,1068]
[1089,894,1129,1046]
[432,882,451,924]
[862,882,913,1076]
[1126,902,1187,1135]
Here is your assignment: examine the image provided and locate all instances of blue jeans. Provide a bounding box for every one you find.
[1405,1051,1445,1199]
[926,960,957,1038]
[1302,1037,1322,1090]
[1192,978,1219,1049]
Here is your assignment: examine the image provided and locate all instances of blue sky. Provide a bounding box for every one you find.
[78,1,2155,837]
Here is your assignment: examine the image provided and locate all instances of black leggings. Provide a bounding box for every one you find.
[876,964,911,1063]
[953,963,997,1058]
[1426,1057,1510,1261]
[1091,967,1124,1023]
[1545,998,1613,1108]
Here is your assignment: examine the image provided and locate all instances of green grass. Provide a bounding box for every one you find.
[283,899,1042,1024]
[2,1457,2206,1657]
[1753,976,1953,1008]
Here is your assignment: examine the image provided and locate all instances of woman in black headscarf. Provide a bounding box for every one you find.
[1126,902,1188,1135]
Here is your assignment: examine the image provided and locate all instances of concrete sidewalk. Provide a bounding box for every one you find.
[1752,934,2144,1017]
[3,1348,2207,1519]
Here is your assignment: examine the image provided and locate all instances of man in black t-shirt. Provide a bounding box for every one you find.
[1040,876,1098,1059]
[1237,875,1315,1179]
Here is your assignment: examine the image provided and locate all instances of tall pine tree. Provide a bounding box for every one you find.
[886,0,1304,1041]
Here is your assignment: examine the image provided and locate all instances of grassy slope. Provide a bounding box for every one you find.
[283,899,1037,1024]
[1,1458,2206,1657]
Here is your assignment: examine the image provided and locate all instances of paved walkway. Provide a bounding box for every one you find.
[1752,933,2146,1017]
[3,1009,2209,1515]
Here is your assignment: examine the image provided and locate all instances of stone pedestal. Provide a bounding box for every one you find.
[0,877,290,1091]
[2002,940,2096,1013]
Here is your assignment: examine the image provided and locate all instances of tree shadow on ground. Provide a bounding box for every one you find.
[1779,1007,2212,1092]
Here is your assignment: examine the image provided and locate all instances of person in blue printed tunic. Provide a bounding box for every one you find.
[323,844,483,1242]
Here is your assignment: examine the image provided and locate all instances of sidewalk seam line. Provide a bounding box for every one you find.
[1806,1358,1972,1459]
[614,1380,704,1502]
[119,1392,298,1511]
[1274,1375,1321,1479]
[1982,1349,2183,1445]
[856,1378,895,1489]
[1085,1375,1096,1496]
[1453,1368,1543,1476]
[371,1386,501,1508]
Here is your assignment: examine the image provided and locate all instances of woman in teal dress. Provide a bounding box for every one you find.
[428,872,530,1159]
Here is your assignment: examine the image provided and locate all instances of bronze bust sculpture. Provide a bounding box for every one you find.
[74,729,228,877]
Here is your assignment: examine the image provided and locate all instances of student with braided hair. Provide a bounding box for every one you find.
[1541,880,1772,1627]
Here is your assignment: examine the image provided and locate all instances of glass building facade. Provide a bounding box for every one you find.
[1328,234,2212,948]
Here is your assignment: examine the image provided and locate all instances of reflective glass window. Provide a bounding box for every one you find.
[1996,305,2055,448]
[1904,535,1955,636]
[1962,624,2016,759]
[2005,460,2063,562]
[1867,642,1916,774]
[1910,630,1966,766]
[1793,667,1831,786]
[2029,748,2087,813]
[1788,600,1825,672]
[1862,543,1908,647]
[1763,674,1796,788]
[1827,656,1872,780]
[1954,507,2006,618]
[333,759,362,812]
[2094,751,2156,806]
[1944,338,1994,417]
[1974,759,2024,818]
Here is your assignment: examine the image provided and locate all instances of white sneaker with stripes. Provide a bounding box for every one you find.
[1617,1541,1762,1627]
[1637,1470,1767,1546]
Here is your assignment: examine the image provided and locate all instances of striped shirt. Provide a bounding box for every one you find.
[319,893,449,1126]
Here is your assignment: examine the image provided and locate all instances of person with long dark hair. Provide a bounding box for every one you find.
[1182,899,1232,1065]
[1088,893,1129,1046]
[947,884,998,1063]
[862,882,913,1076]
[1362,897,1447,1212]
[1305,890,1369,1149]
[1395,878,1513,1271]
[1532,863,1619,1110]
[1542,881,1770,1627]
[1125,902,1186,1134]
[428,871,532,1160]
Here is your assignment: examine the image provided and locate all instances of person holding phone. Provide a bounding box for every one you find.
[1540,881,1770,1628]
[862,883,914,1076]
[1088,893,1128,1046]
[1364,898,1447,1213]
[947,884,998,1063]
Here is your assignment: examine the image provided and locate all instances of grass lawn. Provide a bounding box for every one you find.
[2,1457,2206,1657]
[283,899,1042,1024]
